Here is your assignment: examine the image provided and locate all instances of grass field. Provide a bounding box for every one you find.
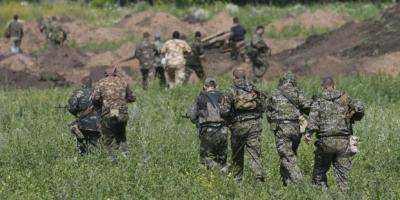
[0,75,399,199]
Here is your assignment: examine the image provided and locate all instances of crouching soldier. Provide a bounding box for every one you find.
[304,77,365,192]
[187,78,228,169]
[68,77,100,155]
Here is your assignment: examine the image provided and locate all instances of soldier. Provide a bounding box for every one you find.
[304,77,365,192]
[266,72,311,186]
[220,68,267,182]
[118,32,156,90]
[68,77,100,155]
[247,26,271,82]
[154,33,167,88]
[4,14,24,53]
[39,16,67,47]
[229,17,246,61]
[187,78,228,169]
[92,67,136,161]
[185,31,206,83]
[161,31,191,89]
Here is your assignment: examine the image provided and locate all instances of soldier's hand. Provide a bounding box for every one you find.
[304,133,312,144]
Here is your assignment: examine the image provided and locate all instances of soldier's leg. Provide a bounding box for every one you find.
[230,41,238,60]
[194,64,206,81]
[84,130,101,153]
[275,135,303,185]
[199,128,217,168]
[155,66,167,87]
[164,66,175,88]
[141,68,150,90]
[245,123,266,181]
[230,129,245,181]
[333,154,352,192]
[212,126,228,168]
[175,64,186,86]
[115,120,129,157]
[184,66,193,84]
[312,146,333,189]
[101,118,118,160]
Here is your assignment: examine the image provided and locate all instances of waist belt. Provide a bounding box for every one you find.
[318,132,351,138]
[272,119,299,124]
[200,122,224,128]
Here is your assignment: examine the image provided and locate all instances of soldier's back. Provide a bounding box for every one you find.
[95,76,129,112]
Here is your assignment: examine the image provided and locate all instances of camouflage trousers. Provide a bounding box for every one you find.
[230,119,266,181]
[10,37,22,53]
[140,68,150,90]
[165,64,186,89]
[273,122,304,185]
[76,130,101,156]
[230,40,246,61]
[312,136,352,192]
[251,55,269,82]
[185,63,205,83]
[101,117,129,159]
[199,124,228,169]
[155,66,167,87]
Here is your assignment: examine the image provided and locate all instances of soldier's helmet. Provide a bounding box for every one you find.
[233,68,246,80]
[279,71,296,87]
[204,77,217,87]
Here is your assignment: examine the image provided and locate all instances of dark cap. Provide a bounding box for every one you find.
[204,77,217,87]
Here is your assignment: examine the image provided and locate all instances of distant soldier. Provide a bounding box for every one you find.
[304,77,365,192]
[92,67,136,161]
[220,68,267,182]
[187,78,228,169]
[68,77,100,156]
[229,17,246,61]
[185,31,206,82]
[266,72,311,186]
[161,31,191,89]
[154,33,167,88]
[39,17,67,47]
[119,32,156,90]
[4,14,24,53]
[247,26,271,82]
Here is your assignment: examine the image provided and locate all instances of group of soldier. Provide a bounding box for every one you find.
[187,70,364,192]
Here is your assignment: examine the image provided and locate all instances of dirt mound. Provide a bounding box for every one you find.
[274,4,400,77]
[202,11,232,33]
[38,46,87,70]
[0,53,40,74]
[271,10,350,31]
[358,52,400,76]
[265,37,305,54]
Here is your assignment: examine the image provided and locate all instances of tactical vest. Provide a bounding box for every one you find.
[197,91,224,125]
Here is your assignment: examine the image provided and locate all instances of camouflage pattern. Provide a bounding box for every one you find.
[187,90,227,168]
[161,39,191,88]
[185,38,205,81]
[306,89,365,192]
[266,74,311,185]
[92,73,136,158]
[40,18,67,46]
[220,79,267,181]
[154,38,167,87]
[68,84,100,155]
[5,20,24,53]
[247,32,270,81]
[135,38,156,89]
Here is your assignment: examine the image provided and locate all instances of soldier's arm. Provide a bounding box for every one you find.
[220,89,234,119]
[348,96,365,122]
[67,90,80,116]
[91,85,102,108]
[297,89,312,115]
[126,85,136,103]
[184,41,192,53]
[187,96,200,124]
[305,100,320,137]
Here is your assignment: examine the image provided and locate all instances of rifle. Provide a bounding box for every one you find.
[55,104,68,109]
[201,31,230,43]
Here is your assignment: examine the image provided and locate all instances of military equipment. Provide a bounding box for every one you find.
[55,104,68,109]
[201,31,230,43]
[202,31,231,50]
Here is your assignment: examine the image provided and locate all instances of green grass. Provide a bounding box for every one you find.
[0,75,399,199]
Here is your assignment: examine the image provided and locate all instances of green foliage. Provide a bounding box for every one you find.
[0,75,399,199]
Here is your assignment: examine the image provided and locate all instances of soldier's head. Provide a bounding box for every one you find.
[81,76,92,88]
[105,66,117,77]
[195,31,202,39]
[233,17,240,25]
[256,25,265,34]
[172,31,180,39]
[278,71,297,87]
[143,32,150,39]
[203,77,217,91]
[233,68,246,80]
[321,76,335,90]
[13,14,19,21]
[155,32,161,41]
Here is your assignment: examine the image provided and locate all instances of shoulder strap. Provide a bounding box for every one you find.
[279,89,300,110]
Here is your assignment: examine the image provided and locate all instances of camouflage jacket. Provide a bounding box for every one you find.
[161,39,191,66]
[187,90,225,127]
[249,32,270,56]
[5,20,24,39]
[68,85,99,131]
[154,40,164,67]
[135,39,156,70]
[186,39,204,66]
[92,75,136,121]
[220,79,267,123]
[267,85,311,123]
[307,89,365,137]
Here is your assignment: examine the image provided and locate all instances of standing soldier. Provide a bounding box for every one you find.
[118,32,156,90]
[161,31,191,89]
[92,67,136,161]
[38,17,67,47]
[68,77,100,156]
[220,68,267,182]
[187,78,228,169]
[229,17,246,61]
[266,72,311,186]
[154,33,167,88]
[247,26,271,82]
[4,14,24,53]
[185,31,206,82]
[304,77,365,192]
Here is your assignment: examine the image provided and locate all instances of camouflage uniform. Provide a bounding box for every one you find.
[306,89,364,192]
[39,18,67,47]
[185,38,205,82]
[267,73,311,185]
[247,32,270,82]
[220,78,267,181]
[68,83,100,155]
[154,38,167,88]
[5,19,24,53]
[187,86,227,168]
[135,38,156,90]
[161,39,191,88]
[92,71,136,159]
